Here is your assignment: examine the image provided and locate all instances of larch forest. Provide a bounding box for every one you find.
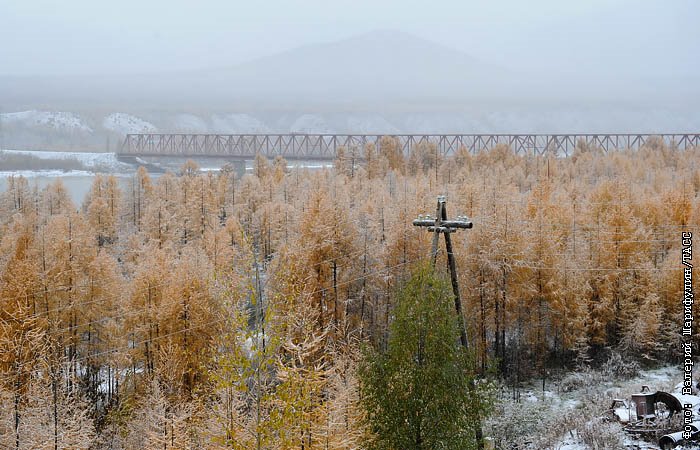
[0,137,696,448]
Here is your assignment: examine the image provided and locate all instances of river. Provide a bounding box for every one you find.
[0,150,333,205]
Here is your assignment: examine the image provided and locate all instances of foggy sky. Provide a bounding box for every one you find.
[2,0,698,79]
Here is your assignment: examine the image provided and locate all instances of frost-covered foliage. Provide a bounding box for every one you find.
[486,387,625,450]
[560,398,626,450]
[485,394,561,449]
[0,140,698,447]
[601,352,641,380]
[559,370,598,394]
[560,353,640,393]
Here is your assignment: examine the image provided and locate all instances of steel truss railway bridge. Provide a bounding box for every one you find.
[120,133,700,160]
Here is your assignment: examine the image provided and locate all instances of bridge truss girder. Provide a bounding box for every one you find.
[120,133,700,160]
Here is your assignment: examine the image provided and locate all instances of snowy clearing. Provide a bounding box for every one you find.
[1,110,93,133]
[102,112,157,135]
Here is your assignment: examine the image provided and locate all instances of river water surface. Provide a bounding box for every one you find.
[0,150,332,205]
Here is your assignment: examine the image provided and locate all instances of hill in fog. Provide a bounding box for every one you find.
[0,30,698,151]
[4,29,696,111]
[2,30,516,111]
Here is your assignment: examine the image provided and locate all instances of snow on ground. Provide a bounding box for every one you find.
[621,435,667,450]
[543,366,685,449]
[102,113,157,135]
[495,366,681,449]
[559,430,665,450]
[0,169,95,178]
[1,110,93,133]
[556,432,588,450]
[210,113,269,133]
[289,114,332,134]
[555,428,663,450]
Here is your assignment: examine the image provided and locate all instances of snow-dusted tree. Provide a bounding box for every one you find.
[122,378,197,449]
[40,179,75,217]
[84,174,121,246]
[126,166,154,232]
[12,372,96,450]
[254,152,271,179]
[317,347,365,449]
[285,184,361,338]
[271,302,329,449]
[0,176,36,230]
[0,221,45,450]
[364,142,384,180]
[379,135,405,174]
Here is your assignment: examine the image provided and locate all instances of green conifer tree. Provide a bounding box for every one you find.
[358,265,490,450]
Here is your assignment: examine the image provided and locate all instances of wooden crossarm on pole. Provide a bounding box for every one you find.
[412,196,472,349]
[412,195,484,450]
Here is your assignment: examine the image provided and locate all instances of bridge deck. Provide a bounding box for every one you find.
[120,133,700,159]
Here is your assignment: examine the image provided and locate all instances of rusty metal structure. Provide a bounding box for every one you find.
[120,133,700,159]
[609,386,700,448]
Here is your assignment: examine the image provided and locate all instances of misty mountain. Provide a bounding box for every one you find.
[0,30,697,151]
[191,30,517,109]
[2,30,519,111]
[2,29,697,112]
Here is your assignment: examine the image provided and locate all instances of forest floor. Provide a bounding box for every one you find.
[505,366,692,449]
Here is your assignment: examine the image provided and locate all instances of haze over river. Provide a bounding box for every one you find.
[0,149,331,205]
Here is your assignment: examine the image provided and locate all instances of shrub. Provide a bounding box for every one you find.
[602,352,640,381]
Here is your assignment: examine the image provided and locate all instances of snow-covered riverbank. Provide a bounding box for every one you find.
[0,149,132,174]
[0,148,333,204]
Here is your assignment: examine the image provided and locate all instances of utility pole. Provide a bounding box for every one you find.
[413,195,472,349]
[413,195,484,450]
